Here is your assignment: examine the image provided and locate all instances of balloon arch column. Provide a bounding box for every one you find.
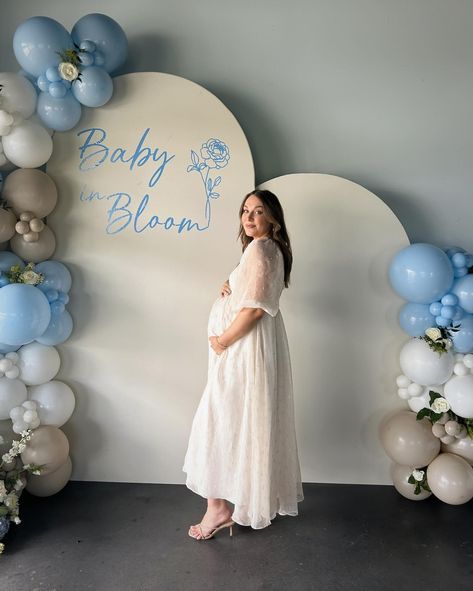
[0,14,127,552]
[381,243,473,504]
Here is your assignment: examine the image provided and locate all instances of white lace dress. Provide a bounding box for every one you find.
[182,237,304,529]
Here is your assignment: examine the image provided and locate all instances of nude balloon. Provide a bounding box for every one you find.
[3,168,58,218]
[10,224,56,262]
[20,425,69,475]
[427,453,473,505]
[390,463,432,501]
[442,437,473,465]
[380,410,440,467]
[0,208,16,243]
[26,456,72,497]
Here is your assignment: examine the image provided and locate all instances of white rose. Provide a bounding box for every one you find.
[58,62,79,82]
[412,469,425,482]
[21,270,41,285]
[425,327,442,341]
[13,516,21,524]
[431,397,450,413]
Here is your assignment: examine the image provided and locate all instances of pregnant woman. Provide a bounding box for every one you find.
[182,189,304,540]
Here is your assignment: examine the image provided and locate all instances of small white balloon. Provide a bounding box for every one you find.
[9,406,24,421]
[13,419,28,434]
[407,382,423,397]
[396,375,411,388]
[398,388,410,400]
[0,358,13,372]
[463,354,473,369]
[5,352,19,363]
[29,417,40,429]
[0,378,27,420]
[454,362,469,376]
[5,367,20,379]
[408,390,431,413]
[23,409,38,423]
[22,400,37,410]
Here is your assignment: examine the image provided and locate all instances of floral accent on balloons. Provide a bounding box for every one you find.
[6,262,44,285]
[384,242,473,504]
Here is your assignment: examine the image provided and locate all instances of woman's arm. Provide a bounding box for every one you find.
[210,307,264,354]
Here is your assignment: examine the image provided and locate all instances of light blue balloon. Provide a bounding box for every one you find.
[0,252,24,273]
[440,305,455,319]
[48,81,67,98]
[452,275,473,314]
[36,261,72,293]
[71,13,128,74]
[453,306,465,322]
[0,284,51,346]
[37,91,82,132]
[451,314,473,353]
[389,243,454,304]
[452,253,467,268]
[435,315,450,328]
[399,302,435,337]
[429,301,442,316]
[441,293,458,306]
[454,267,468,278]
[36,309,73,346]
[0,342,20,354]
[444,246,466,258]
[72,66,113,107]
[13,16,73,77]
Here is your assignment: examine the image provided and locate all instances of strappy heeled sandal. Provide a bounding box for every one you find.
[188,519,235,540]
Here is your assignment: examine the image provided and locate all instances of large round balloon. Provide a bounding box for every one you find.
[72,66,113,107]
[13,17,73,78]
[379,410,440,467]
[28,380,75,427]
[399,302,435,337]
[26,455,72,497]
[2,120,53,168]
[444,374,473,418]
[451,314,473,354]
[17,342,60,385]
[35,260,72,293]
[0,377,27,420]
[37,91,82,132]
[0,209,16,243]
[390,463,432,501]
[71,13,128,74]
[452,275,473,314]
[389,243,453,304]
[2,168,58,218]
[36,310,73,346]
[427,453,473,505]
[0,73,37,119]
[20,425,69,475]
[0,284,51,346]
[399,338,454,386]
[10,224,56,262]
[442,436,473,465]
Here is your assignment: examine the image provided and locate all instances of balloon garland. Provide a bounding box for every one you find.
[382,243,473,504]
[0,13,127,553]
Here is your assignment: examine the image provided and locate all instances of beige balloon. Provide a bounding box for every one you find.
[390,463,432,501]
[26,456,72,497]
[0,208,16,242]
[21,425,69,475]
[427,453,473,505]
[442,437,473,465]
[3,168,58,218]
[10,224,56,262]
[379,410,440,467]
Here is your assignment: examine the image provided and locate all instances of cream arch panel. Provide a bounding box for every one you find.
[258,174,409,484]
[47,72,255,483]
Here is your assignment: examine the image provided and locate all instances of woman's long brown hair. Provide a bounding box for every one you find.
[237,189,293,287]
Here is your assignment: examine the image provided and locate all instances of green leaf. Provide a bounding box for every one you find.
[0,506,9,517]
[416,408,431,421]
[421,481,431,493]
[429,391,442,405]
[430,412,443,423]
[408,475,415,484]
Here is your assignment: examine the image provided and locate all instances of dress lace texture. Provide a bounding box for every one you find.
[182,237,304,529]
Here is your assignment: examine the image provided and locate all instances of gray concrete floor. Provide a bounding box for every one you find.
[0,482,472,591]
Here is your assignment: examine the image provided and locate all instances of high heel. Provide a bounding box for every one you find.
[189,519,235,540]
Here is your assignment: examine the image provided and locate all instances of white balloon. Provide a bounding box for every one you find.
[407,382,423,397]
[28,381,75,427]
[396,374,411,388]
[454,362,469,376]
[444,374,473,418]
[407,390,431,413]
[13,419,28,434]
[9,406,24,420]
[0,358,13,372]
[400,338,454,386]
[2,120,53,168]
[463,354,473,369]
[398,388,410,400]
[5,367,20,379]
[17,343,60,386]
[0,73,37,119]
[0,377,27,419]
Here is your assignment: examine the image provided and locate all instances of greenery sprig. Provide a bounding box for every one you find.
[416,390,473,438]
[420,326,460,355]
[6,263,44,286]
[408,468,431,495]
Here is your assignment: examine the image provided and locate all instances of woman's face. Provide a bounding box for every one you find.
[241,195,271,240]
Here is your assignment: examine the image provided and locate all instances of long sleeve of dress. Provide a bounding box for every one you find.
[231,238,284,317]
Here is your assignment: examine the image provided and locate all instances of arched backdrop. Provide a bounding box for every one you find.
[46,72,408,485]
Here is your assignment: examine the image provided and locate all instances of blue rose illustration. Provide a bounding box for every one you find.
[200,139,230,169]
